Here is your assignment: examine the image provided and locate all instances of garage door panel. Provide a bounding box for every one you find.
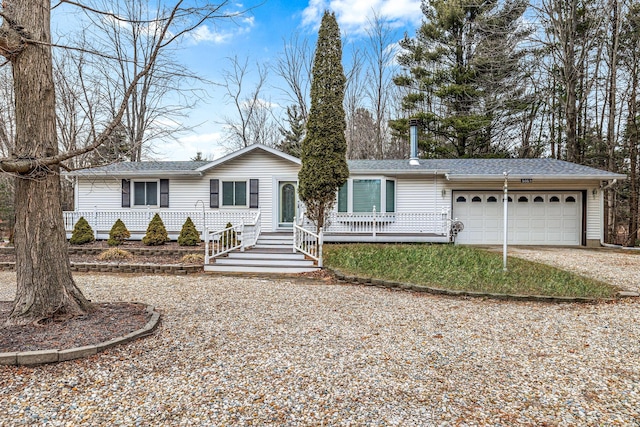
[453,191,581,245]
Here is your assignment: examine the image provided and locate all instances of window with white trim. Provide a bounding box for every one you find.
[133,181,158,206]
[337,178,395,213]
[222,181,247,206]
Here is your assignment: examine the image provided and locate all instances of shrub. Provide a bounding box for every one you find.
[178,217,200,246]
[220,222,237,247]
[180,253,204,264]
[98,248,132,261]
[69,216,95,245]
[107,219,131,246]
[142,213,169,246]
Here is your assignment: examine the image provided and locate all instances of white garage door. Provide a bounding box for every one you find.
[452,192,582,245]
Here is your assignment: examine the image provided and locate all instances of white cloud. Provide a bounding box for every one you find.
[302,0,422,35]
[158,132,226,161]
[190,25,232,44]
[186,13,255,45]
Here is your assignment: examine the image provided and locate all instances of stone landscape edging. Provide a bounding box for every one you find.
[0,261,202,274]
[0,304,161,366]
[329,269,640,303]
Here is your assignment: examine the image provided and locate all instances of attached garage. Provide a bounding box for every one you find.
[452,191,583,245]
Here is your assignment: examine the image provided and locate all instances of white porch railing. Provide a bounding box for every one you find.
[293,223,323,267]
[204,224,243,263]
[309,208,451,237]
[63,209,258,237]
[204,210,262,263]
[239,210,262,248]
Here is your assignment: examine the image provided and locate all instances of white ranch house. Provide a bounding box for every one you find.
[65,144,624,271]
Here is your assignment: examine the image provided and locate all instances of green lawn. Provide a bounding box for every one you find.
[323,244,619,298]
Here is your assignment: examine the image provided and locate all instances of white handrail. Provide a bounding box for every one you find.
[241,210,262,249]
[293,224,323,267]
[204,223,243,262]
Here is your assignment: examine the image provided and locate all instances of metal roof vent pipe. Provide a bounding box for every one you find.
[409,118,420,166]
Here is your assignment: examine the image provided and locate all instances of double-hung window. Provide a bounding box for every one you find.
[338,178,395,213]
[133,181,158,206]
[222,181,247,206]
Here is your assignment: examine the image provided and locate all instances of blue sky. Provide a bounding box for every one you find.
[151,0,424,160]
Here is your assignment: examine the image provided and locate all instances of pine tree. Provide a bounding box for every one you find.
[142,213,169,246]
[278,105,306,157]
[107,219,131,246]
[298,11,349,232]
[69,217,95,245]
[178,217,200,246]
[392,0,532,158]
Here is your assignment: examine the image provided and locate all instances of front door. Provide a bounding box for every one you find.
[278,181,297,228]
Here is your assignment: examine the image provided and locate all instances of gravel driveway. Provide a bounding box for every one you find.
[1,266,639,425]
[505,246,640,293]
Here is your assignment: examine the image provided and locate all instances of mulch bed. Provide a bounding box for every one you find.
[0,301,151,353]
[0,241,178,355]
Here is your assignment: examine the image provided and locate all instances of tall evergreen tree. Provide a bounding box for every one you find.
[298,11,349,232]
[392,0,532,158]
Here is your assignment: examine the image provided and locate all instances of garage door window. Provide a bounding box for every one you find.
[550,196,560,202]
[456,196,466,202]
[518,196,528,202]
[487,196,497,202]
[566,196,576,202]
[472,196,482,202]
[534,196,544,202]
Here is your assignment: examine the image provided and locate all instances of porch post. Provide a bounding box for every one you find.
[204,227,209,264]
[293,223,297,253]
[373,206,377,238]
[318,227,324,268]
[503,172,509,272]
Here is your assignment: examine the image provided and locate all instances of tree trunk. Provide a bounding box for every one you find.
[5,0,91,325]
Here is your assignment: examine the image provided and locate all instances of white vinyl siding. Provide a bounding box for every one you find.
[395,177,449,214]
[76,178,124,210]
[586,189,602,241]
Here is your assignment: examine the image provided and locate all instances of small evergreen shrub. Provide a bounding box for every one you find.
[69,216,95,245]
[143,213,169,246]
[180,253,204,264]
[178,217,200,246]
[98,248,132,261]
[220,222,237,247]
[107,219,131,246]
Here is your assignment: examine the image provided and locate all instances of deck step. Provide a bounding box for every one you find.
[204,265,318,274]
[227,252,303,260]
[205,232,319,274]
[214,258,315,267]
[255,239,293,246]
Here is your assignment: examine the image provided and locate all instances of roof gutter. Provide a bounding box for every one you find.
[445,173,627,181]
[66,170,204,178]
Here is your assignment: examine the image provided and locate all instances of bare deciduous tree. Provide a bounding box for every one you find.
[0,0,242,325]
[273,32,312,122]
[220,55,280,150]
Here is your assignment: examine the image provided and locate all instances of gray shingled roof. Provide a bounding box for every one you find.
[68,157,625,180]
[348,158,626,179]
[68,161,209,176]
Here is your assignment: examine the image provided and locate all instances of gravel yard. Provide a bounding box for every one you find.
[1,266,639,425]
[506,246,640,293]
